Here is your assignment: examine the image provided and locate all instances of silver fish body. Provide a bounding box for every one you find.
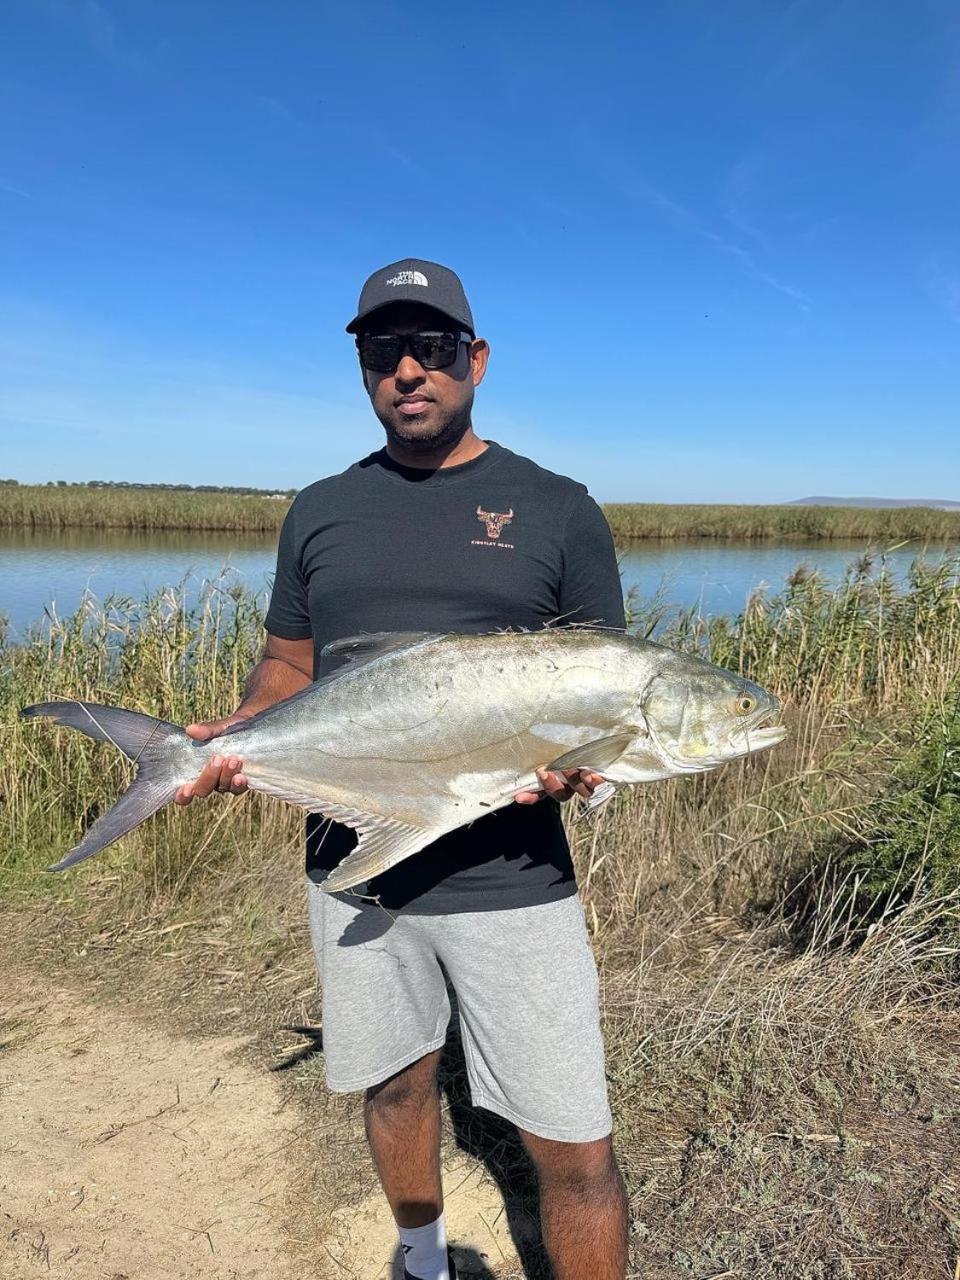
[21,628,786,892]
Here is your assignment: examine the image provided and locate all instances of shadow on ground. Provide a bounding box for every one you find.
[438,994,550,1280]
[386,1242,499,1278]
[278,994,550,1277]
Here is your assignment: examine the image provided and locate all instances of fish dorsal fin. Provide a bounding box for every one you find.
[319,631,443,675]
[546,729,639,773]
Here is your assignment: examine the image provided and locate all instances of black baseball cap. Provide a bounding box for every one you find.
[345,258,475,336]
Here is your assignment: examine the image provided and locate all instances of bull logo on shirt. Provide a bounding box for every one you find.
[476,506,514,540]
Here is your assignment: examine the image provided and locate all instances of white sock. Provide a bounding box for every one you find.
[397,1212,449,1280]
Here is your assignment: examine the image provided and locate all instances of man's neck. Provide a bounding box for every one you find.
[384,428,488,471]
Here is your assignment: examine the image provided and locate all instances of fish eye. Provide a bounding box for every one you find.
[734,693,756,716]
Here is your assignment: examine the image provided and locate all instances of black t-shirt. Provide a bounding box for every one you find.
[264,440,625,913]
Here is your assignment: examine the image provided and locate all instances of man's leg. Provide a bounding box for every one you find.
[520,1131,628,1280]
[306,885,452,1275]
[364,1047,445,1227]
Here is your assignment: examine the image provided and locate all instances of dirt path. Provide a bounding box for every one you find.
[0,974,302,1279]
[0,973,518,1280]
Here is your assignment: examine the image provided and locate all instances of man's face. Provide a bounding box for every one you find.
[358,302,489,454]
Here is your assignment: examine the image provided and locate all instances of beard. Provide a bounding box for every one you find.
[378,397,474,457]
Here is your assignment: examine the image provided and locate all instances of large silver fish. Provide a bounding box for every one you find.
[21,628,786,893]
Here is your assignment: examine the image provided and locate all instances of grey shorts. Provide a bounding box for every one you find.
[306,884,613,1144]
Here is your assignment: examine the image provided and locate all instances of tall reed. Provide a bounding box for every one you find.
[5,484,960,539]
[604,501,960,541]
[3,553,958,930]
[0,485,290,531]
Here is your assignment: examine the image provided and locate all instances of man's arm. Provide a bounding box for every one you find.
[174,633,313,805]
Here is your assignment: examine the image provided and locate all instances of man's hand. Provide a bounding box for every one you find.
[173,637,313,807]
[174,714,252,805]
[514,768,605,805]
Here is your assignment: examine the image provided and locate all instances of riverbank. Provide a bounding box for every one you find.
[4,483,960,540]
[2,562,958,1276]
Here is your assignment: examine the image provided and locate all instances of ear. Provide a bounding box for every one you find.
[470,338,490,388]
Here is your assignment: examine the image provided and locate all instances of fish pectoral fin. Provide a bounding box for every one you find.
[579,780,621,818]
[321,815,435,895]
[546,730,638,774]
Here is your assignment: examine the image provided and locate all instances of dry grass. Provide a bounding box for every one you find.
[3,557,960,1277]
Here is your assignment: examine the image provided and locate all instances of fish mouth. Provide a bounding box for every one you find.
[743,724,788,750]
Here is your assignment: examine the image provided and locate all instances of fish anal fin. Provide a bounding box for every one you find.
[546,729,638,774]
[244,772,435,894]
[321,818,434,894]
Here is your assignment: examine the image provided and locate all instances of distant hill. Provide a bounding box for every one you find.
[791,496,960,511]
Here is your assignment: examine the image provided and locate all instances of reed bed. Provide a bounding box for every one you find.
[6,483,960,540]
[3,554,959,920]
[3,555,959,1277]
[604,500,960,541]
[0,484,290,531]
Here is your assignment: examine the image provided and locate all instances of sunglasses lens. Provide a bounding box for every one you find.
[358,334,403,372]
[358,332,464,372]
[409,333,460,369]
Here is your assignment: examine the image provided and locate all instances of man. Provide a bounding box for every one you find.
[176,259,628,1280]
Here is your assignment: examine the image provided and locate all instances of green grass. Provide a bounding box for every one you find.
[813,682,960,947]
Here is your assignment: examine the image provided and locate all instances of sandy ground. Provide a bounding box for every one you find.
[0,973,517,1280]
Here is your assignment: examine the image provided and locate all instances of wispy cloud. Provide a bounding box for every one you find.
[722,156,770,254]
[762,0,857,86]
[0,178,34,200]
[921,252,960,323]
[254,94,296,122]
[28,0,151,73]
[0,303,371,484]
[588,140,811,312]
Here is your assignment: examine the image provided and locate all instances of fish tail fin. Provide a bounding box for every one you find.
[20,701,192,872]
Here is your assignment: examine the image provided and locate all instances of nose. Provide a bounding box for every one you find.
[394,351,426,386]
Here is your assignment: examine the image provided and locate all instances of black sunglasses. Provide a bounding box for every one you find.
[356,330,473,373]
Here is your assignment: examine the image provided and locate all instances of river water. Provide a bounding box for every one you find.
[1,526,954,639]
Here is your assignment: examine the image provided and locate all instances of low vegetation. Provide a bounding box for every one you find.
[0,483,290,531]
[2,556,959,1277]
[5,482,960,541]
[605,500,960,541]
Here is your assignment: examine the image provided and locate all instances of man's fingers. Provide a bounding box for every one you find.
[539,770,573,799]
[514,789,544,805]
[514,769,612,807]
[174,755,247,804]
[185,720,234,741]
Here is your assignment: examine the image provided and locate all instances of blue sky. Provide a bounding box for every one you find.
[2,0,958,502]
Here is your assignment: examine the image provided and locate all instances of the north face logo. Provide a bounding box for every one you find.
[476,506,514,539]
[385,270,428,287]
